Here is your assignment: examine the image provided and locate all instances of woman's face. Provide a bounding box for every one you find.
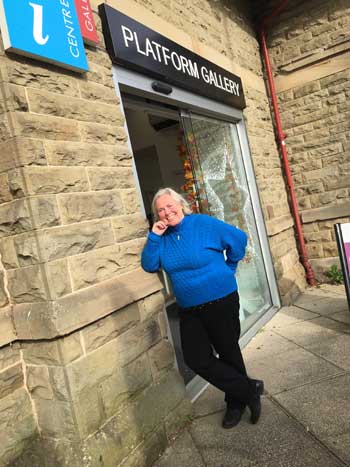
[155,194,185,227]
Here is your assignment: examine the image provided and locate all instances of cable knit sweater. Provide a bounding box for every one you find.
[141,214,247,308]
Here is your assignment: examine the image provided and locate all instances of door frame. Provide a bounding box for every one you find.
[113,65,281,401]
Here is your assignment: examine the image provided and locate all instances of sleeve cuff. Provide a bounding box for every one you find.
[148,231,162,243]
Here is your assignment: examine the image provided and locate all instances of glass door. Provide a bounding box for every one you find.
[181,112,272,334]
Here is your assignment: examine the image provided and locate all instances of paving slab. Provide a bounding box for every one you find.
[275,317,350,370]
[302,285,346,297]
[324,431,350,465]
[328,310,350,325]
[193,385,225,418]
[242,329,297,362]
[274,316,348,348]
[294,293,349,316]
[153,430,205,467]
[275,373,350,440]
[263,305,320,331]
[245,344,341,395]
[189,398,344,467]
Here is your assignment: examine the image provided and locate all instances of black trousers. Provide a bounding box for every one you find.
[179,291,253,410]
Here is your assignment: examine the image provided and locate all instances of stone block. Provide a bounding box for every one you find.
[58,191,123,224]
[45,140,132,167]
[0,237,18,269]
[68,239,143,291]
[82,302,140,353]
[13,233,40,266]
[130,370,185,439]
[7,84,28,112]
[81,411,140,467]
[120,189,142,214]
[301,203,350,223]
[22,340,61,366]
[10,437,82,467]
[22,333,83,366]
[148,340,175,380]
[79,80,119,104]
[307,243,324,259]
[44,259,72,299]
[266,214,294,236]
[0,388,38,467]
[0,173,12,203]
[0,111,12,143]
[99,354,152,418]
[0,362,23,400]
[0,272,9,307]
[45,141,132,167]
[34,398,77,440]
[28,196,60,228]
[73,386,105,438]
[5,61,80,97]
[164,398,193,441]
[7,265,48,303]
[87,167,135,190]
[26,363,70,401]
[309,257,340,282]
[39,219,115,261]
[112,214,149,242]
[0,306,17,347]
[7,168,26,198]
[0,199,33,238]
[13,268,162,340]
[323,242,338,257]
[84,371,184,467]
[58,333,84,365]
[87,61,114,88]
[13,112,80,141]
[138,292,165,322]
[67,318,161,397]
[26,365,53,400]
[120,427,168,467]
[27,88,123,125]
[10,166,89,195]
[79,121,127,143]
[0,343,20,372]
[305,230,332,243]
[0,137,46,173]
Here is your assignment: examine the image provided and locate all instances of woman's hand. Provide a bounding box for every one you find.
[152,220,169,236]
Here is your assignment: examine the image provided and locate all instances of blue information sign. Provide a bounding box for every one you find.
[0,0,88,72]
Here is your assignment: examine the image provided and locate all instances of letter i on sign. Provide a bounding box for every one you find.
[29,2,49,45]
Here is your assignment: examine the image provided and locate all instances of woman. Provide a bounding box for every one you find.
[141,187,264,429]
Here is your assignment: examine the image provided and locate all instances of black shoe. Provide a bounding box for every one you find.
[222,407,244,429]
[248,379,264,424]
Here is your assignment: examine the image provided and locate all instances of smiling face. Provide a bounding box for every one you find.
[155,194,185,227]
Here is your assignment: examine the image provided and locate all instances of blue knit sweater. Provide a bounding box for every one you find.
[141,214,247,308]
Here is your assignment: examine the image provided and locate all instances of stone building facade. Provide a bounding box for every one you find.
[0,0,348,465]
[258,0,350,280]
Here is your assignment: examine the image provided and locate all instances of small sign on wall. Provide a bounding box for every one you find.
[334,223,350,311]
[74,0,98,45]
[0,0,88,73]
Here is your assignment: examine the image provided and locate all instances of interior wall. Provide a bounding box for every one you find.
[125,107,185,215]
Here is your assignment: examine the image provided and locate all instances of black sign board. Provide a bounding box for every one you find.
[99,4,246,109]
[334,223,350,311]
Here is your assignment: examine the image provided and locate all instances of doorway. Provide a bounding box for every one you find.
[116,67,280,399]
[123,96,197,385]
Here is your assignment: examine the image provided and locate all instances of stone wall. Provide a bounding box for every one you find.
[260,0,350,281]
[0,1,189,463]
[0,0,310,464]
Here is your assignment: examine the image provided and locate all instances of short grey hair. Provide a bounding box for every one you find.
[151,187,192,221]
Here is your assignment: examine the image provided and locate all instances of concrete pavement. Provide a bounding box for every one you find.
[153,284,350,467]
